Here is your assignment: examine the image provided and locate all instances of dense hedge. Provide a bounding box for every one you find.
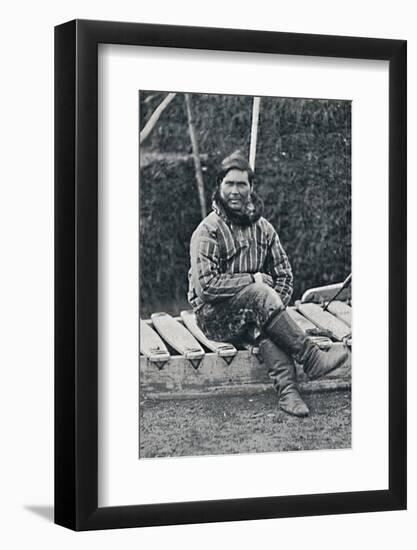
[139,92,351,317]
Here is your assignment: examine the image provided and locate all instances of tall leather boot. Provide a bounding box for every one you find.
[264,310,349,381]
[258,337,309,417]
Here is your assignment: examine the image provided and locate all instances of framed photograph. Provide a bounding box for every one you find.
[55,20,406,530]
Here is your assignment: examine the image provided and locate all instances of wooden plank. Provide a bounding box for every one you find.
[180,310,237,359]
[151,312,205,362]
[301,282,351,304]
[296,302,351,341]
[139,344,351,397]
[287,306,317,333]
[326,300,351,327]
[141,379,352,401]
[140,319,170,363]
[140,350,266,394]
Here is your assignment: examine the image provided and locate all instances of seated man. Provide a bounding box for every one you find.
[187,151,348,418]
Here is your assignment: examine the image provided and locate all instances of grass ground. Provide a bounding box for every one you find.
[139,390,351,458]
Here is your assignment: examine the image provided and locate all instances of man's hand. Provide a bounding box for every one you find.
[253,272,275,288]
[253,272,263,284]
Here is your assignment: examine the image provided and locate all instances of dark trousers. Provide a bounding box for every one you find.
[196,282,285,343]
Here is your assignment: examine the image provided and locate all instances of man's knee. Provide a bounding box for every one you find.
[250,281,272,294]
[228,281,285,323]
[251,281,283,302]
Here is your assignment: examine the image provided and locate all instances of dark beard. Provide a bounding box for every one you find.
[212,189,263,226]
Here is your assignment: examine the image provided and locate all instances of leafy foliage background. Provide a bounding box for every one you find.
[139,92,351,317]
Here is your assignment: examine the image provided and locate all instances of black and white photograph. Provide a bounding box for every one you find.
[139,90,352,458]
[0,0,411,542]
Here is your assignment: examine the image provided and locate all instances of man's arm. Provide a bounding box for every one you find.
[265,230,293,306]
[190,228,254,303]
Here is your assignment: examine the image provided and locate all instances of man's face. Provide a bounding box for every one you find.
[219,169,251,212]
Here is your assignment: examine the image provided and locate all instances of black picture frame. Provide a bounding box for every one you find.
[55,19,407,531]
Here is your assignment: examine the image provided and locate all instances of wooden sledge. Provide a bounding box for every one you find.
[140,282,352,400]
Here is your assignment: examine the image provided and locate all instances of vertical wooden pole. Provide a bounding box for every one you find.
[184,93,207,219]
[249,96,261,170]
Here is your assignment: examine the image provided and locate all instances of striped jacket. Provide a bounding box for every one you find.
[188,210,293,311]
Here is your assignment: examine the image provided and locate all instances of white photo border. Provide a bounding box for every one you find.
[98,44,389,507]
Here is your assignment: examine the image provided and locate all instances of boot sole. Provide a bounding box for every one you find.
[279,405,309,418]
